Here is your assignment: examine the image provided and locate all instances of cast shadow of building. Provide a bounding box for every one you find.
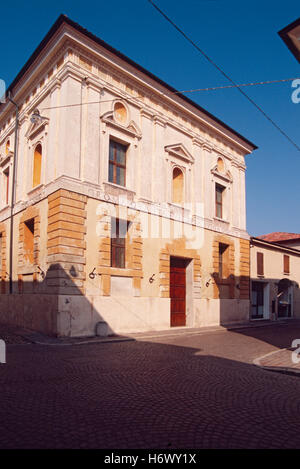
[0,263,115,338]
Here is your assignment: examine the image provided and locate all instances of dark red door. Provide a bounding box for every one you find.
[170,257,186,327]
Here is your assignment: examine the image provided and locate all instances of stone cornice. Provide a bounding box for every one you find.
[0,176,249,240]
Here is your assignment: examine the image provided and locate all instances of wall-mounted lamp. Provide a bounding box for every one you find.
[30,109,43,124]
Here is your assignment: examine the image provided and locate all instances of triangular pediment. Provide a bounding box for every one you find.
[164,143,194,164]
[211,164,233,183]
[25,117,49,140]
[100,111,141,139]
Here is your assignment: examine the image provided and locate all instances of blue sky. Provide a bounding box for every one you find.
[1,0,299,236]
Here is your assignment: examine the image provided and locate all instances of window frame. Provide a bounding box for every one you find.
[215,183,225,219]
[172,166,184,204]
[108,139,127,187]
[110,218,129,269]
[257,252,264,277]
[32,143,42,188]
[3,167,10,206]
[283,254,290,275]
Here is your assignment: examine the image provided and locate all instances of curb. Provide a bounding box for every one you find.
[5,318,297,347]
[253,348,300,376]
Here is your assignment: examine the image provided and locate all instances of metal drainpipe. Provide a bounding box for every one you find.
[7,93,19,294]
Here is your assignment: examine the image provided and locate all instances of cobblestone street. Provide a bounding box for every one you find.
[1,322,300,449]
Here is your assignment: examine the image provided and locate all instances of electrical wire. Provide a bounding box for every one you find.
[147,0,300,152]
[173,77,300,94]
[0,78,298,113]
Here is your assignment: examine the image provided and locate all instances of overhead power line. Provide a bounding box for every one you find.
[147,0,300,152]
[175,77,300,94]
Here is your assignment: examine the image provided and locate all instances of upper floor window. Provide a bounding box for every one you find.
[215,184,225,219]
[283,255,290,274]
[257,252,264,276]
[3,168,9,205]
[109,140,127,187]
[114,102,128,125]
[5,140,10,155]
[217,157,224,173]
[111,218,129,268]
[33,144,42,188]
[172,167,184,204]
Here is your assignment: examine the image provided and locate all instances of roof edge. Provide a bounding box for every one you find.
[3,14,257,151]
[251,236,300,256]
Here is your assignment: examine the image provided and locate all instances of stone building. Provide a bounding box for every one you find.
[0,15,256,336]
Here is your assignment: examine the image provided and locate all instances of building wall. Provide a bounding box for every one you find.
[0,22,254,336]
[250,241,300,320]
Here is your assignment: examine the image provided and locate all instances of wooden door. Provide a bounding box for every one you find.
[170,257,186,327]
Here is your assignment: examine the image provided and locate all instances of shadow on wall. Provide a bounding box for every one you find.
[0,263,113,338]
[210,271,250,328]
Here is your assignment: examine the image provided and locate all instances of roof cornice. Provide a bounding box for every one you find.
[1,14,257,153]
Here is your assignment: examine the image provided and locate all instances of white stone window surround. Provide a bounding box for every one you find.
[211,156,233,224]
[25,117,49,199]
[27,138,47,196]
[100,101,141,196]
[0,159,12,208]
[164,143,194,206]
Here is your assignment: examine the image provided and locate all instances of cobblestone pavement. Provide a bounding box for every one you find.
[1,322,300,449]
[0,323,31,345]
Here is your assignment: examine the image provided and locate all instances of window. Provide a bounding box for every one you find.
[24,219,35,264]
[217,157,224,173]
[219,243,229,279]
[3,168,9,205]
[215,184,225,219]
[109,140,127,187]
[257,252,264,276]
[114,102,128,124]
[33,144,42,187]
[5,140,10,155]
[172,167,184,204]
[111,218,128,268]
[283,255,290,274]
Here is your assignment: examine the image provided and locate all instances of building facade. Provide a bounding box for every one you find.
[0,16,256,337]
[250,237,300,321]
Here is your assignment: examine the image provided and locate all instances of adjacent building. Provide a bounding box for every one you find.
[250,237,300,321]
[0,15,257,336]
[258,232,300,251]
